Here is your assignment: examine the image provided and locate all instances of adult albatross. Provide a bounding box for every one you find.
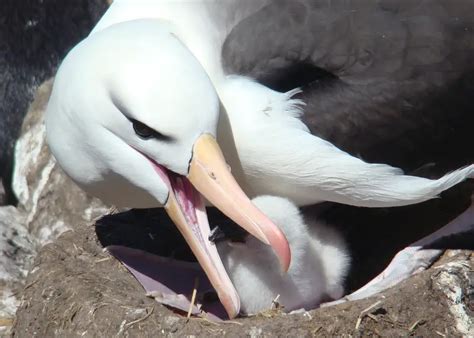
[46,0,474,318]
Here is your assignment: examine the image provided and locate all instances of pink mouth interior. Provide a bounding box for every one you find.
[172,174,199,226]
[169,173,209,251]
[149,160,214,260]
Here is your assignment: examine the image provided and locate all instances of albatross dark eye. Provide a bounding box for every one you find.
[129,118,173,141]
[132,119,155,139]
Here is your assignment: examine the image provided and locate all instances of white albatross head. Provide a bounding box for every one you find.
[45,19,290,319]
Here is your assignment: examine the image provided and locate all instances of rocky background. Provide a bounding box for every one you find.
[1,1,473,337]
[0,79,109,336]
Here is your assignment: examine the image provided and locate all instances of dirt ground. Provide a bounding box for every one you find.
[11,211,473,337]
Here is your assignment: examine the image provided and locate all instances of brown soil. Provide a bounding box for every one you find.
[12,217,472,337]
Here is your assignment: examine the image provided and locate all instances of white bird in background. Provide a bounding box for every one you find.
[217,195,350,315]
[45,0,474,318]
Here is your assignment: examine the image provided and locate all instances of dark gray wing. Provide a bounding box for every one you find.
[222,0,474,174]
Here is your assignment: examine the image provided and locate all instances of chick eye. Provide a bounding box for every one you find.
[131,119,156,139]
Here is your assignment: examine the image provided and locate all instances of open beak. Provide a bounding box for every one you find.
[150,133,290,319]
